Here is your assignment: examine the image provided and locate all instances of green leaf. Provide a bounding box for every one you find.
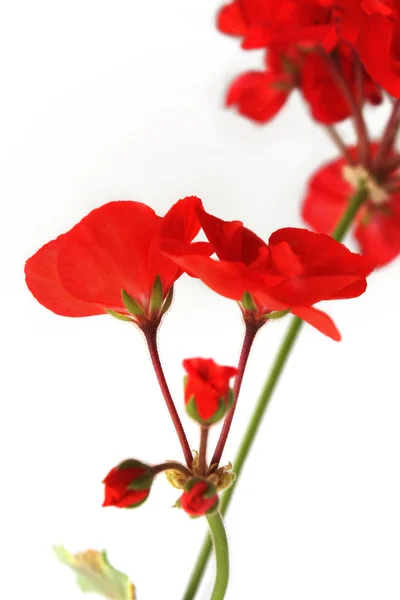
[54,547,136,600]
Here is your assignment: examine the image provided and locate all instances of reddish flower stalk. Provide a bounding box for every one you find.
[318,47,370,167]
[374,98,400,171]
[211,320,260,467]
[144,327,193,468]
[325,125,354,164]
[198,426,209,475]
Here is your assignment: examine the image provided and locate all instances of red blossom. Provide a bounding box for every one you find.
[103,460,154,509]
[183,358,237,423]
[179,479,219,517]
[25,197,208,323]
[334,0,400,97]
[162,207,375,340]
[302,146,400,266]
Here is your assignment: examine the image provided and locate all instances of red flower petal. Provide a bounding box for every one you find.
[354,197,400,266]
[226,71,290,123]
[217,1,248,35]
[25,238,104,317]
[57,201,160,313]
[290,305,341,341]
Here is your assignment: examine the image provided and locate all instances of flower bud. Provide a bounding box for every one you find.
[177,477,219,518]
[183,358,237,425]
[102,459,154,509]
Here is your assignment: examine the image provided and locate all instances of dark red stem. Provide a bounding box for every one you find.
[199,426,209,476]
[210,321,260,467]
[145,329,193,468]
[318,48,370,167]
[374,98,400,171]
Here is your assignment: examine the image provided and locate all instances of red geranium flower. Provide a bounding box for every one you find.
[302,146,400,266]
[103,460,154,509]
[163,207,375,340]
[178,478,219,518]
[301,45,382,125]
[183,358,237,423]
[226,47,300,124]
[334,0,400,97]
[218,0,336,50]
[25,197,207,324]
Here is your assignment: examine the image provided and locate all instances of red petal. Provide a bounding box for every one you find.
[354,198,400,266]
[25,238,104,317]
[149,196,204,293]
[226,71,290,123]
[302,156,351,235]
[57,201,160,312]
[217,1,248,35]
[291,305,341,341]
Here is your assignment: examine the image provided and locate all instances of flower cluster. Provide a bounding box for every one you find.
[218,0,400,267]
[25,197,373,517]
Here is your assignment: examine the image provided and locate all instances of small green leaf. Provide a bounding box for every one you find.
[105,309,133,323]
[121,289,144,316]
[161,286,174,315]
[149,276,163,314]
[54,547,136,600]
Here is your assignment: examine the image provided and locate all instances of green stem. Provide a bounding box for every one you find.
[181,184,368,599]
[207,512,229,600]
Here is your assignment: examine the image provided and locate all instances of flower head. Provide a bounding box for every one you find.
[178,478,219,518]
[25,197,207,326]
[302,144,400,266]
[183,358,237,423]
[103,460,154,509]
[163,206,375,340]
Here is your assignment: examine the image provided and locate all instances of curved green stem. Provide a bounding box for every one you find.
[207,512,229,600]
[181,184,369,600]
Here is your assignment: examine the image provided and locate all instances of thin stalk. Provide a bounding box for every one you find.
[211,322,260,467]
[182,184,369,600]
[199,426,209,476]
[145,329,193,468]
[319,48,370,166]
[325,125,354,164]
[207,512,229,600]
[374,98,400,170]
[152,461,192,477]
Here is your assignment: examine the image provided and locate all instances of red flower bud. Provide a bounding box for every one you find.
[102,460,154,509]
[178,478,219,518]
[183,358,237,424]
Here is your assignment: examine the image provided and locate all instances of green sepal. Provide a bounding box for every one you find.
[202,481,217,500]
[226,388,235,411]
[161,286,174,315]
[265,309,290,320]
[205,496,220,516]
[184,476,204,492]
[117,459,150,471]
[121,289,144,316]
[127,471,154,491]
[185,395,203,423]
[105,309,133,322]
[54,547,136,600]
[205,397,228,425]
[149,275,163,314]
[241,291,256,311]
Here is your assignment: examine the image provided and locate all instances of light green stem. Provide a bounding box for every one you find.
[182,184,369,600]
[206,512,229,600]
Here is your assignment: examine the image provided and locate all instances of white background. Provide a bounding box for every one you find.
[2,1,400,599]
